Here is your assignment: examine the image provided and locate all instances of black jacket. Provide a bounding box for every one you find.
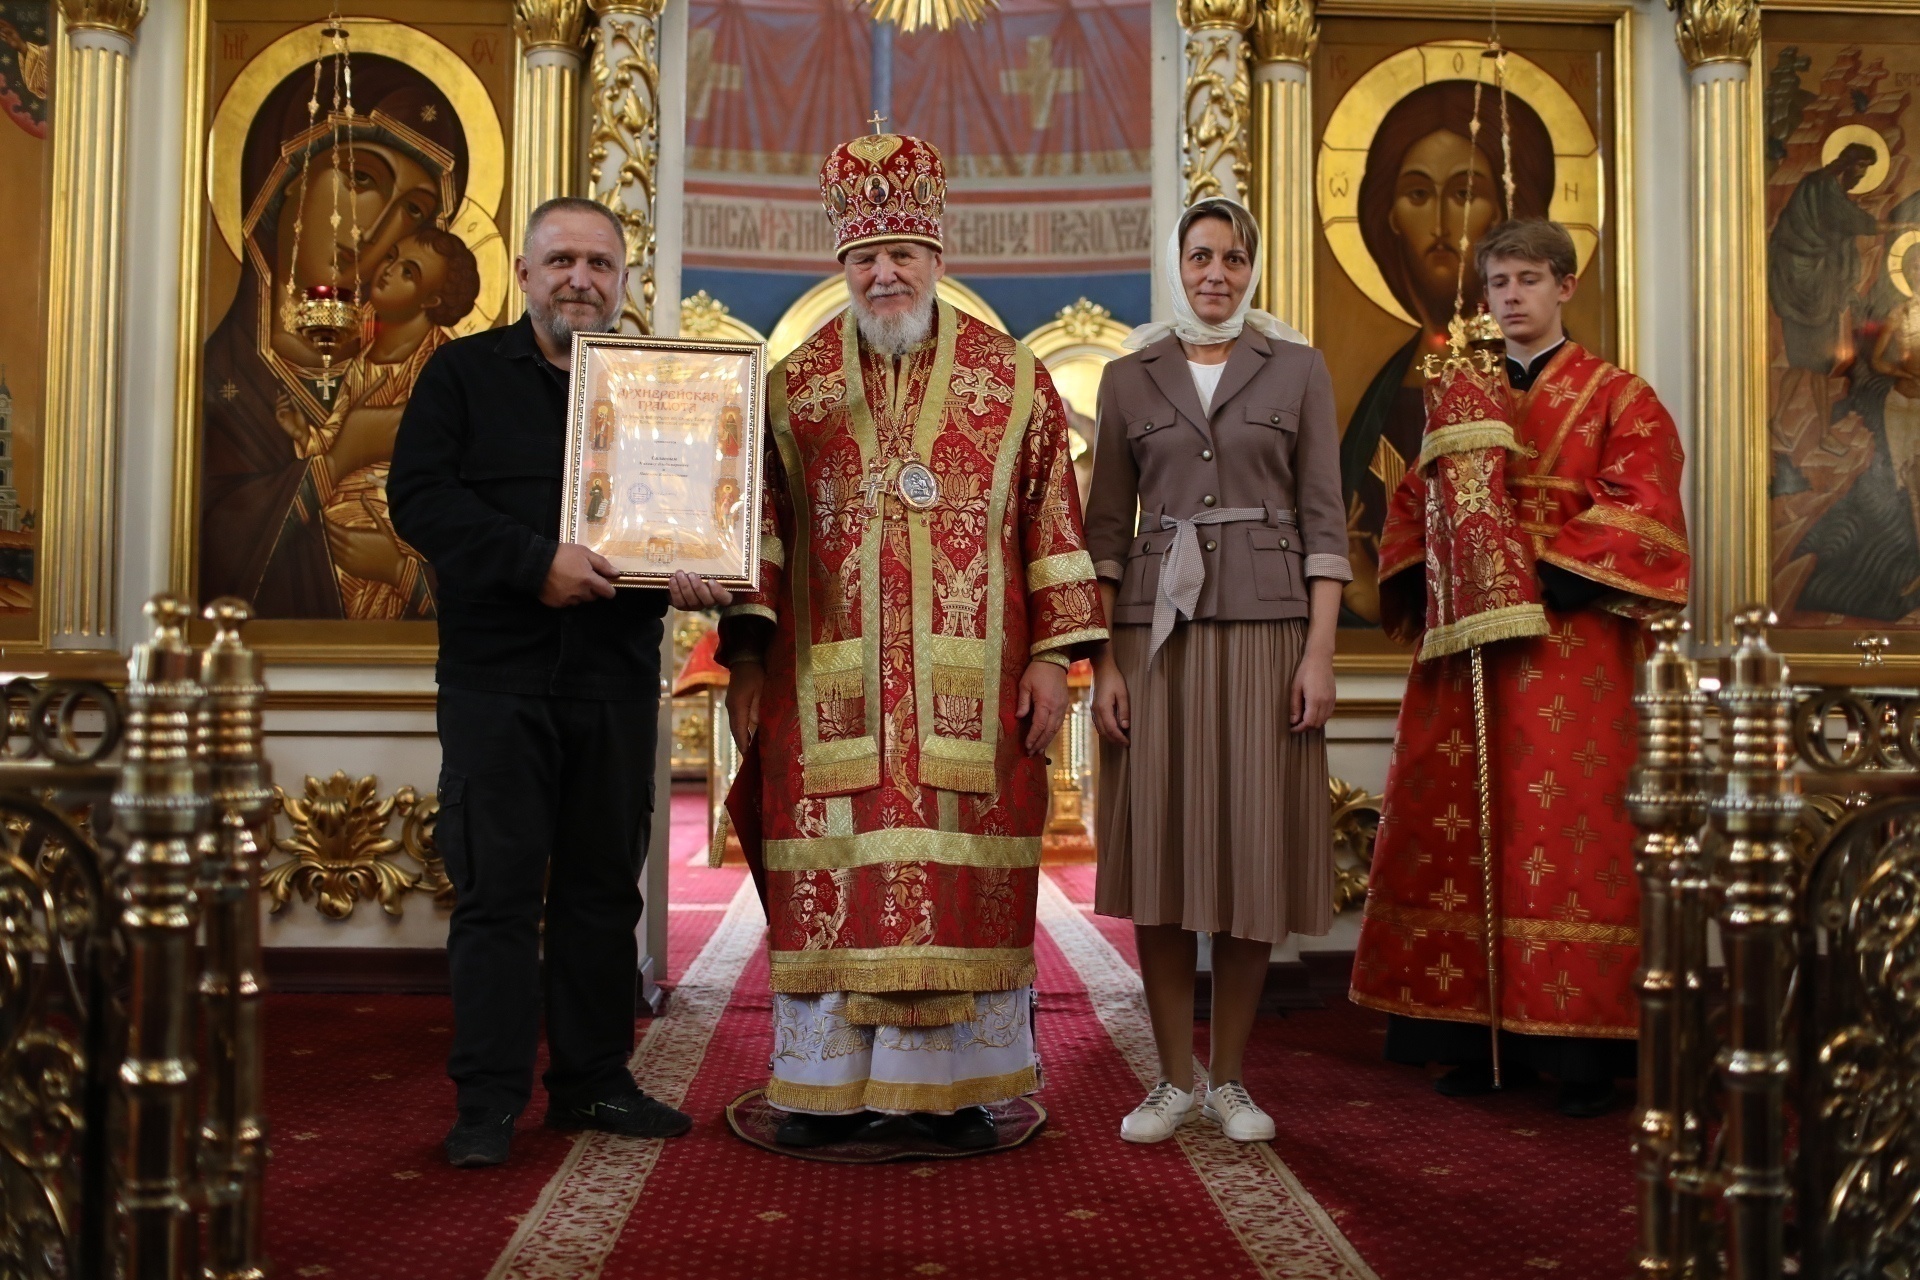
[389,314,667,699]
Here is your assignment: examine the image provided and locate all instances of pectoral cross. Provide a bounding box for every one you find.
[312,366,339,399]
[868,111,888,134]
[858,468,891,511]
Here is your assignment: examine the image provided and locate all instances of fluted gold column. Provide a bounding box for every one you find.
[1250,0,1314,335]
[587,0,666,334]
[1677,0,1765,647]
[1177,0,1255,208]
[42,0,145,646]
[511,0,591,257]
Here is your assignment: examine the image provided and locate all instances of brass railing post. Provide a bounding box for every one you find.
[197,599,271,1280]
[112,594,208,1275]
[1628,616,1709,1276]
[1712,606,1800,1279]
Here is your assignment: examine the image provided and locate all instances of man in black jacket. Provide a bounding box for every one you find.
[390,197,692,1168]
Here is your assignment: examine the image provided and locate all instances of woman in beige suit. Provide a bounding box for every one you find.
[1085,197,1350,1144]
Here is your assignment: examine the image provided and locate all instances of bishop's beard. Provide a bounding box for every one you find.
[850,289,934,357]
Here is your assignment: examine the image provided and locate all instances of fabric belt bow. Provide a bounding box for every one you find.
[1148,506,1287,667]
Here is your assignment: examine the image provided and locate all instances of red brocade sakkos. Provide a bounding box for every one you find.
[724,300,1107,1000]
[1350,341,1689,1038]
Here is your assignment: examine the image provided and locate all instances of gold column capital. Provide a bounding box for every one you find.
[515,0,591,54]
[588,0,667,16]
[56,0,146,39]
[1251,0,1316,67]
[1178,0,1255,34]
[1670,0,1759,72]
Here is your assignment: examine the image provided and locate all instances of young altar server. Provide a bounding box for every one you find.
[1350,218,1690,1118]
[671,126,1107,1152]
[1083,197,1350,1144]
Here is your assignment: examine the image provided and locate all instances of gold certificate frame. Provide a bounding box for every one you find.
[561,334,766,589]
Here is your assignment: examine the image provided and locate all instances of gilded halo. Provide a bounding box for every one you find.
[1317,41,1603,329]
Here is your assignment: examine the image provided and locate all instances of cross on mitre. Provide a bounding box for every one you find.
[868,111,888,134]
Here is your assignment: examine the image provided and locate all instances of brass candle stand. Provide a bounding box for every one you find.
[0,593,274,1280]
[1629,608,1920,1278]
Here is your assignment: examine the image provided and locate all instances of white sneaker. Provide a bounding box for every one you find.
[1201,1081,1275,1142]
[1120,1081,1195,1144]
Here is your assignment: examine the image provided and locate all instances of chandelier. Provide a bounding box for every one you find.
[864,0,997,34]
[281,9,362,378]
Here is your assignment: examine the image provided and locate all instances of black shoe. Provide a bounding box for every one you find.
[445,1106,515,1168]
[913,1106,997,1151]
[1556,1081,1622,1119]
[1434,1062,1538,1097]
[545,1087,693,1139]
[773,1109,877,1148]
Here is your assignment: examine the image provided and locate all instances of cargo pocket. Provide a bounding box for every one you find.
[1121,532,1167,607]
[1247,527,1302,601]
[434,770,472,900]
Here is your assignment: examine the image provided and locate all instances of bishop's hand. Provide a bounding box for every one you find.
[1017,660,1070,757]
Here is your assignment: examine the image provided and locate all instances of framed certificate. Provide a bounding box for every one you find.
[560,332,766,588]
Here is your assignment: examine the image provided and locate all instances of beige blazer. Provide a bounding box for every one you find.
[1083,330,1351,627]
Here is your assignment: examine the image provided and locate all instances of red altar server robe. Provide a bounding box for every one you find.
[723,301,1107,1006]
[1351,341,1689,1038]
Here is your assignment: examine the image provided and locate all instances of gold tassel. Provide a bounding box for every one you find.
[769,955,1036,996]
[917,757,996,793]
[803,754,880,796]
[709,806,732,869]
[845,990,979,1026]
[1418,603,1551,662]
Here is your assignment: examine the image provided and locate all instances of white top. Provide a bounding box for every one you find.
[1187,359,1226,414]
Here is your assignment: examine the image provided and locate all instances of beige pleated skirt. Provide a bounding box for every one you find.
[1094,619,1333,944]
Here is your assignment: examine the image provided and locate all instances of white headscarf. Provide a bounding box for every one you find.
[1123,196,1308,351]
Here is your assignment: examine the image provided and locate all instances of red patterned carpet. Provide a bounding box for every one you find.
[263,795,1636,1278]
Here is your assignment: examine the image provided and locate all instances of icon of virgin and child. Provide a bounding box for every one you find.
[1334,80,1556,626]
[199,56,492,622]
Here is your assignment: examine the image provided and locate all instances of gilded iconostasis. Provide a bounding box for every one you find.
[189,2,515,658]
[0,0,47,642]
[1313,11,1626,659]
[1764,11,1920,639]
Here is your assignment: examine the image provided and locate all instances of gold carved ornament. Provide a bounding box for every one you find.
[1250,0,1315,67]
[56,0,145,37]
[863,0,997,35]
[1178,10,1254,207]
[1666,0,1759,72]
[263,773,448,919]
[515,0,591,53]
[588,0,666,334]
[681,291,767,344]
[1329,777,1380,913]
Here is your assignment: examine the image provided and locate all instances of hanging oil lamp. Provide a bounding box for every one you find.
[281,10,363,388]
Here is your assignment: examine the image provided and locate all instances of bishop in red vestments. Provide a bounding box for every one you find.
[675,128,1107,1151]
[1350,220,1689,1117]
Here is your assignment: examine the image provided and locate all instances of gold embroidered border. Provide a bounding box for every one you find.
[763,828,1041,871]
[1417,603,1550,662]
[1027,549,1096,592]
[1346,987,1637,1039]
[722,601,776,624]
[1032,625,1106,658]
[760,533,787,569]
[1509,474,1584,492]
[1413,420,1516,472]
[1567,503,1689,554]
[766,1065,1040,1116]
[1529,359,1610,476]
[812,638,863,671]
[769,947,1037,995]
[908,324,1033,797]
[1536,549,1689,605]
[1362,896,1639,946]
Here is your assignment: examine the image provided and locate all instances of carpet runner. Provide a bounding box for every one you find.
[264,793,1637,1278]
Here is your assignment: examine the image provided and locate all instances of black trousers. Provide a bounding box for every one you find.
[435,686,659,1114]
[1383,1014,1637,1086]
